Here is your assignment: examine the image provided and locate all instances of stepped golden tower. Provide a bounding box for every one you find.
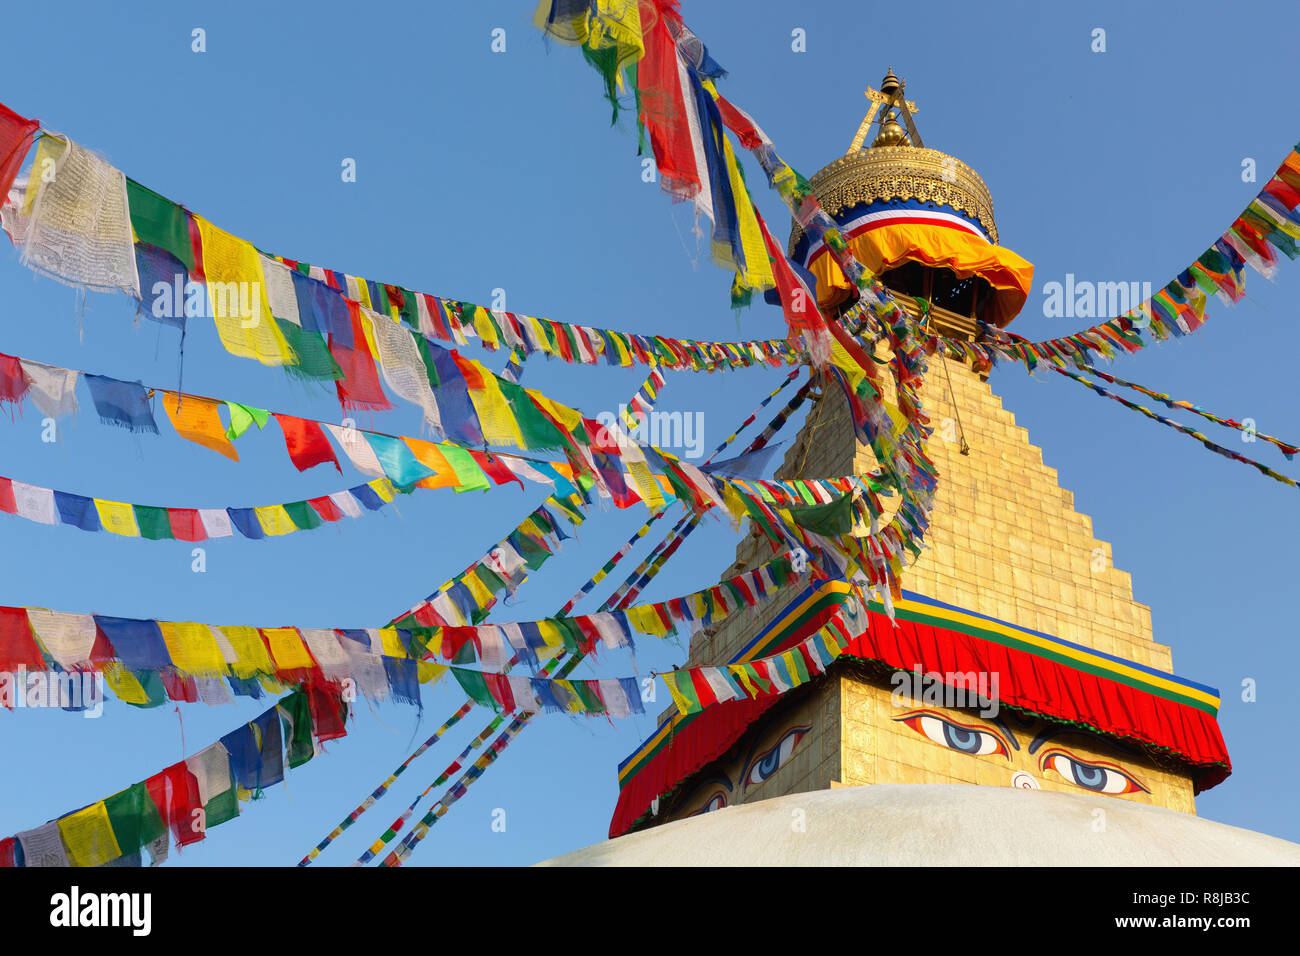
[607,72,1230,838]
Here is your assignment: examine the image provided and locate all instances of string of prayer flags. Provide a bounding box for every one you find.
[0,557,801,711]
[379,714,529,866]
[532,0,937,607]
[1078,363,1299,460]
[0,102,803,383]
[955,147,1300,373]
[358,366,835,854]
[3,345,917,566]
[3,689,345,867]
[1049,365,1300,491]
[342,478,674,866]
[392,497,582,629]
[297,700,475,866]
[0,472,414,541]
[351,713,510,866]
[660,608,857,717]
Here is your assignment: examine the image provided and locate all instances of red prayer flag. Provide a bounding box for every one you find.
[275,414,342,473]
[422,294,450,339]
[307,495,343,522]
[145,762,205,847]
[469,450,523,490]
[167,508,206,542]
[330,303,393,412]
[305,678,349,742]
[0,102,38,207]
[410,603,443,628]
[161,672,198,703]
[0,354,29,407]
[0,607,43,673]
[485,673,516,713]
[0,477,14,514]
[440,626,477,662]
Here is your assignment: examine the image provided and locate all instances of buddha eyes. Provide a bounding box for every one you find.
[744,726,809,789]
[1039,750,1147,795]
[893,711,1150,797]
[894,711,1009,758]
[689,791,728,816]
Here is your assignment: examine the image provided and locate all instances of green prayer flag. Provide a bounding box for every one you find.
[570,679,605,714]
[413,334,442,391]
[511,532,553,570]
[438,444,490,493]
[132,505,174,541]
[104,782,167,855]
[500,381,568,449]
[282,500,322,532]
[452,668,498,711]
[277,321,343,381]
[204,785,240,829]
[279,691,315,770]
[225,403,271,441]
[788,494,854,537]
[126,179,195,271]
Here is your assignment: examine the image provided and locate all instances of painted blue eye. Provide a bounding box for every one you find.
[1044,754,1143,794]
[909,714,1007,757]
[744,727,809,789]
[1073,762,1105,789]
[943,723,983,754]
[689,791,727,816]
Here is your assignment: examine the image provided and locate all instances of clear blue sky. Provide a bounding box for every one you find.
[1,0,1297,865]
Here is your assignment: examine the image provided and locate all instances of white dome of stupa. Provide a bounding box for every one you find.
[537,784,1300,866]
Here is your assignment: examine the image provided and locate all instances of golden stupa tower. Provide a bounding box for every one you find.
[607,72,1228,838]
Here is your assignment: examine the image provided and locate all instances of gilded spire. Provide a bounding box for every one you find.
[848,70,923,153]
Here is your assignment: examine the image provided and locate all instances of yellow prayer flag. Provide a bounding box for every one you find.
[527,389,584,433]
[461,572,495,611]
[194,215,296,367]
[262,627,315,671]
[536,620,566,652]
[418,661,449,685]
[99,662,151,705]
[216,625,275,678]
[95,499,140,536]
[731,664,760,698]
[467,369,524,448]
[349,275,370,310]
[254,505,298,536]
[663,672,695,717]
[159,621,227,676]
[471,306,500,350]
[367,478,396,503]
[57,802,122,868]
[379,628,410,659]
